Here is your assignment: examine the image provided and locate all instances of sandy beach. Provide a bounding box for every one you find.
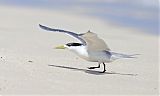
[0,6,159,95]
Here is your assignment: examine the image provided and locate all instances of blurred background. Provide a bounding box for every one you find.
[0,0,159,35]
[0,1,159,95]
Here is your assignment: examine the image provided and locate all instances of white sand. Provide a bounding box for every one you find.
[0,6,159,95]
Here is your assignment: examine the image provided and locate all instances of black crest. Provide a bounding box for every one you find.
[66,43,83,46]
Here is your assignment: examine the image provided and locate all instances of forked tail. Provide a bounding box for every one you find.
[110,52,140,60]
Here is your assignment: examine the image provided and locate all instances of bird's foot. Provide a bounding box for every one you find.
[88,66,99,69]
[99,70,106,73]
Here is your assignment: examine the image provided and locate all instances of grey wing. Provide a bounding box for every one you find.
[80,32,110,51]
[39,24,86,45]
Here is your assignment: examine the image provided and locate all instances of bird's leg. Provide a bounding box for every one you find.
[88,63,100,69]
[99,63,106,73]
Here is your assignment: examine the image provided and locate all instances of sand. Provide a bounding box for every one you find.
[0,5,159,96]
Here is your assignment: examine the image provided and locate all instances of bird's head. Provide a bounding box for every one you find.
[54,43,83,51]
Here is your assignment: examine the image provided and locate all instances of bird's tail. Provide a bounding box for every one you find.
[110,52,140,60]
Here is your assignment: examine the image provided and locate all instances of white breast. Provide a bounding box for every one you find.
[69,46,90,60]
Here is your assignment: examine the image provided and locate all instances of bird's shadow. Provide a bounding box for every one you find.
[48,64,138,76]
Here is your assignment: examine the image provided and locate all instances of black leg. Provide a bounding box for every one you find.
[99,63,106,73]
[88,63,100,69]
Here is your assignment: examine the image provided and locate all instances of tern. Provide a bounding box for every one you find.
[39,24,137,73]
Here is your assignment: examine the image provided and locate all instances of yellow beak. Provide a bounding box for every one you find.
[54,45,66,49]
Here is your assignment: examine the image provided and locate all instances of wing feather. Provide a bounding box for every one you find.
[39,24,86,45]
[80,32,110,51]
[39,24,110,51]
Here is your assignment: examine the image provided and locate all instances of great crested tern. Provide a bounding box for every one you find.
[39,24,137,73]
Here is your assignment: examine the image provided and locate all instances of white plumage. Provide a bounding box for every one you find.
[39,24,137,73]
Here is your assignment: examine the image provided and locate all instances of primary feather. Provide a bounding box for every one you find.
[39,24,86,45]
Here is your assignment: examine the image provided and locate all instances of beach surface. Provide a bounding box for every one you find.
[0,6,159,96]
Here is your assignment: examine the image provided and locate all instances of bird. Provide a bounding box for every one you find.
[39,24,137,73]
